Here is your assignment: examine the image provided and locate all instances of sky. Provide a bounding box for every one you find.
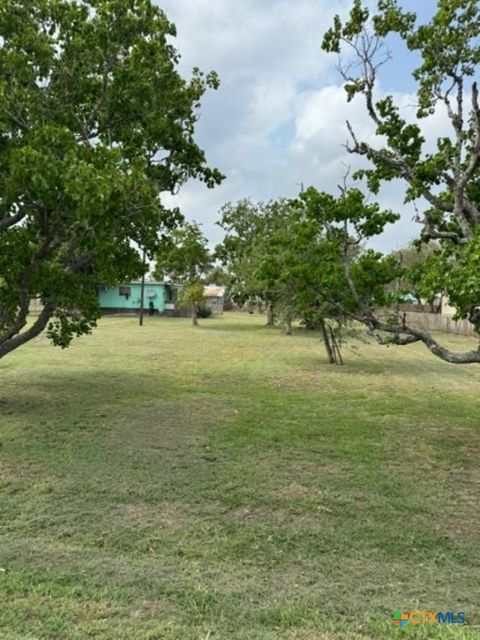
[157,0,446,253]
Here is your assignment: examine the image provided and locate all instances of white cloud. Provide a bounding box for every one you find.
[289,81,453,250]
[156,0,453,252]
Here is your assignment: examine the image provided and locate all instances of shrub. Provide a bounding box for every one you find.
[196,301,212,318]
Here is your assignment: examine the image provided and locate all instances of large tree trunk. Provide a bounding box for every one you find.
[319,318,335,364]
[266,302,275,326]
[192,302,198,326]
[284,317,292,335]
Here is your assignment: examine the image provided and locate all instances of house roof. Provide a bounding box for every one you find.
[204,285,225,298]
[126,280,174,286]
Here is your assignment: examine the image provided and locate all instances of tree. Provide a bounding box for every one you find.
[216,199,292,326]
[282,186,398,362]
[322,0,480,363]
[388,241,442,312]
[154,222,212,325]
[0,0,222,359]
[251,197,338,350]
[217,193,385,363]
[205,265,230,287]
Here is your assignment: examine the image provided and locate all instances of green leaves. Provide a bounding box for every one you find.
[217,189,402,334]
[0,0,222,357]
[373,0,416,38]
[323,0,480,359]
[322,1,370,53]
[154,222,212,307]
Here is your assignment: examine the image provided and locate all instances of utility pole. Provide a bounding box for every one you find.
[139,247,146,327]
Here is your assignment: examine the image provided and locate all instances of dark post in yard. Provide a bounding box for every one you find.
[139,248,146,327]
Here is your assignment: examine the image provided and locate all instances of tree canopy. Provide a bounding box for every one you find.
[154,222,212,325]
[321,0,480,363]
[216,199,292,324]
[0,0,222,358]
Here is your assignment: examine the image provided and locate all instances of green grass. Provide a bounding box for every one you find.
[1,312,479,639]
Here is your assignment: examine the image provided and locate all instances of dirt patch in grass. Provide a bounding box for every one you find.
[278,481,330,500]
[0,460,37,480]
[226,504,324,524]
[115,501,190,532]
[129,597,180,619]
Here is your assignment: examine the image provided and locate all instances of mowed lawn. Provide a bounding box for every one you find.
[1,313,479,640]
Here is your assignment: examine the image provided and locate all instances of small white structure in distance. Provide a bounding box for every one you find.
[203,285,225,314]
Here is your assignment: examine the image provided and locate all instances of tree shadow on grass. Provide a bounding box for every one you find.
[200,320,274,333]
[0,367,179,421]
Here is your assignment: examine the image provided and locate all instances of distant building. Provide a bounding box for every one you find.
[203,285,225,314]
[399,294,452,316]
[29,297,44,314]
[98,281,177,315]
[98,281,226,317]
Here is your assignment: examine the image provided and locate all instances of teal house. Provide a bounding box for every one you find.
[98,281,177,315]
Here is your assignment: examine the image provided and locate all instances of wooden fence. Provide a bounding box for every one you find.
[403,311,477,337]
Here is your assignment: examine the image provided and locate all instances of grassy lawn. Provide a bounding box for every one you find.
[1,312,479,639]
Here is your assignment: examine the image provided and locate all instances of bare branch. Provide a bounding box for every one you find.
[461,82,480,188]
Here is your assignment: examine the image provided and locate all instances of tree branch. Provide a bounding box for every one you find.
[0,237,59,347]
[365,315,480,364]
[0,303,55,360]
[0,210,27,231]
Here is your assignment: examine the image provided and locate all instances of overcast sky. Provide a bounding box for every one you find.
[157,0,446,252]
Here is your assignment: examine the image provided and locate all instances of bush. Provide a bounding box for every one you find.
[196,301,212,318]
